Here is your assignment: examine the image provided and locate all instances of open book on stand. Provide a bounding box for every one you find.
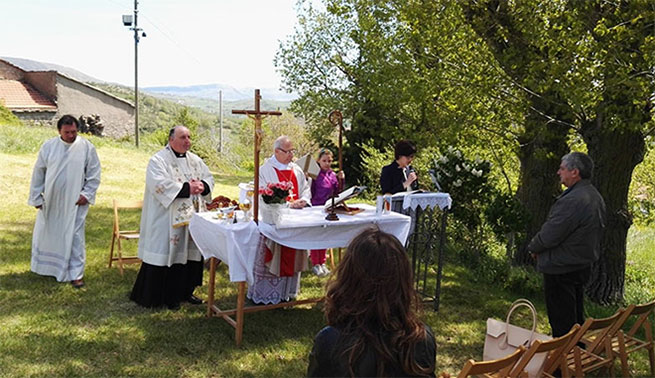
[295,154,321,179]
[324,186,367,214]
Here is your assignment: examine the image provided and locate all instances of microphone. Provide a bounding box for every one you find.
[407,166,419,190]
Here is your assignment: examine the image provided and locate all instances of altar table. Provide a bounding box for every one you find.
[189,204,411,347]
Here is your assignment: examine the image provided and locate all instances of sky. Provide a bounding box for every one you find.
[1,0,300,88]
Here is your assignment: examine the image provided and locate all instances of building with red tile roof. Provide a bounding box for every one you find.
[0,58,134,138]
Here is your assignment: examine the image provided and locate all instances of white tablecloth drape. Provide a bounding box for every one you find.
[398,192,452,212]
[189,212,260,285]
[189,204,411,284]
[258,204,411,250]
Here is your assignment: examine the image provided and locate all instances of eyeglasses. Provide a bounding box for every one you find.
[277,147,296,154]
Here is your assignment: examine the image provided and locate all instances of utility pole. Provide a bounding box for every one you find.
[219,90,223,153]
[123,1,146,147]
[133,0,141,147]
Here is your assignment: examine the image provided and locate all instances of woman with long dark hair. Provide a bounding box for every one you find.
[307,228,436,377]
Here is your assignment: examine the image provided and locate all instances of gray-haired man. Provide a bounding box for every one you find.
[528,152,606,337]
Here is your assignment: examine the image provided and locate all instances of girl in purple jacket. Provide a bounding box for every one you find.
[310,148,344,276]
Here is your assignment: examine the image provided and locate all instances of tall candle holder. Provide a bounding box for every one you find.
[325,194,339,221]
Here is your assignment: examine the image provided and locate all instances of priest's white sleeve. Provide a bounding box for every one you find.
[28,145,47,207]
[80,143,101,205]
[199,158,214,201]
[147,155,183,209]
[295,167,312,204]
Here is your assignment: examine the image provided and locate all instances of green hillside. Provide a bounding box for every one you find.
[0,103,21,126]
[94,83,225,133]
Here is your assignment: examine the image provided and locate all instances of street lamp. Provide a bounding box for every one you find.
[123,1,146,147]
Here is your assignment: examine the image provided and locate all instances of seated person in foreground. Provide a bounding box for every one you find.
[247,135,311,304]
[307,228,436,377]
[380,140,419,194]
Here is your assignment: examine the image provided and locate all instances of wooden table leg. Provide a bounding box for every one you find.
[207,257,217,318]
[235,281,246,347]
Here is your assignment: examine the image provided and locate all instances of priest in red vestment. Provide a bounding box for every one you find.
[248,135,311,304]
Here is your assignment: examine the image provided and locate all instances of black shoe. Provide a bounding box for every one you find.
[167,302,181,310]
[186,295,203,305]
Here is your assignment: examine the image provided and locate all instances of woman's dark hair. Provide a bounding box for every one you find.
[394,140,417,160]
[56,114,79,130]
[324,228,430,376]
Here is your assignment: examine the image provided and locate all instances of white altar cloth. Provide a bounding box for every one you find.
[189,212,260,285]
[189,204,411,284]
[258,204,411,250]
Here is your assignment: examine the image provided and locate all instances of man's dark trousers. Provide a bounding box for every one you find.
[543,266,591,337]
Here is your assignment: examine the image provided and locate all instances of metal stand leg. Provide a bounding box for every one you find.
[434,210,448,311]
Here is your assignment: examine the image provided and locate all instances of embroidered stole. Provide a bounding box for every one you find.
[265,168,300,276]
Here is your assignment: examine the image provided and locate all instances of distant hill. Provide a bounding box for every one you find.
[1,56,105,83]
[142,83,297,102]
[147,92,291,114]
[2,56,297,105]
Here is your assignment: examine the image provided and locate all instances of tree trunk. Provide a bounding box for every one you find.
[514,100,571,265]
[582,119,645,304]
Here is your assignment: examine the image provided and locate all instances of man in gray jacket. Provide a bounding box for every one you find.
[528,152,606,337]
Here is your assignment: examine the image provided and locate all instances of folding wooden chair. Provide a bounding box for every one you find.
[612,300,655,377]
[455,346,526,378]
[108,199,142,275]
[547,310,625,377]
[327,248,342,270]
[509,324,581,377]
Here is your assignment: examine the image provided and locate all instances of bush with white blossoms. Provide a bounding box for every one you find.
[433,147,493,228]
[432,147,527,261]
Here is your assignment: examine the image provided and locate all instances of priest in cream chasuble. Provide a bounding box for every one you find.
[248,136,311,304]
[130,126,214,309]
[28,115,101,287]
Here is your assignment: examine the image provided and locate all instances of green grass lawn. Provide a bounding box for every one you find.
[1,124,653,376]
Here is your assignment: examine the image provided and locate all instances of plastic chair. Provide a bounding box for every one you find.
[456,346,526,378]
[108,199,142,275]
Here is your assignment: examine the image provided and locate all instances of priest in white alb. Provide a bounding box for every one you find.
[248,135,311,304]
[28,115,101,288]
[130,125,214,310]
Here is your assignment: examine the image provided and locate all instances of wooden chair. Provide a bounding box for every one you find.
[327,248,342,270]
[612,300,655,377]
[455,346,526,378]
[108,199,142,275]
[509,324,581,377]
[547,310,625,377]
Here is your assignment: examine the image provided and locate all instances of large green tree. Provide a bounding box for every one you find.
[276,0,516,180]
[463,0,655,303]
[277,0,655,303]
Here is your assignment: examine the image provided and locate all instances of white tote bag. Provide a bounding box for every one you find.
[483,299,551,377]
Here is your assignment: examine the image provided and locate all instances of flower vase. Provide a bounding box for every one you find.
[259,202,285,225]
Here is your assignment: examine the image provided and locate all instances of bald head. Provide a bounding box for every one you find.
[169,125,191,153]
[273,135,294,164]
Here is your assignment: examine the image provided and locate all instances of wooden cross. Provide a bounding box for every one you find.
[232,89,282,223]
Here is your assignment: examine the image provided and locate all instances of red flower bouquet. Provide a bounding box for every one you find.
[259,181,293,204]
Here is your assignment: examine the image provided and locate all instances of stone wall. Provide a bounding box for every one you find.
[55,75,135,138]
[0,61,23,80]
[23,71,57,99]
[14,111,57,122]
